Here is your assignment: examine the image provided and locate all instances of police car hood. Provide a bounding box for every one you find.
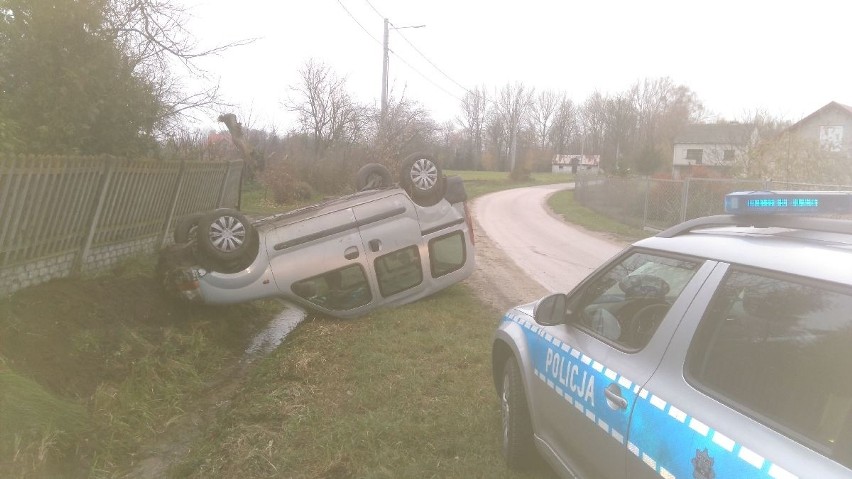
[509,298,541,318]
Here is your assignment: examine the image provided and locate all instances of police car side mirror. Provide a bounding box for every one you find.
[534,294,569,326]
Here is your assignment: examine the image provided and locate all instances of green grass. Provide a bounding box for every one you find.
[0,170,636,478]
[547,189,652,242]
[0,257,277,477]
[241,171,573,214]
[172,286,551,478]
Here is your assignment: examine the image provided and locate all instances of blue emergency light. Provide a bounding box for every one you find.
[725,191,852,215]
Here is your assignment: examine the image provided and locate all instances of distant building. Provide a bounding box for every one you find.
[552,154,600,174]
[784,101,852,157]
[672,123,758,179]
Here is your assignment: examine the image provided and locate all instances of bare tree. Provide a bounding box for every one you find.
[371,92,436,169]
[284,59,363,157]
[495,82,534,173]
[549,97,578,155]
[457,86,488,170]
[604,93,638,172]
[100,0,254,130]
[580,91,608,163]
[528,90,559,151]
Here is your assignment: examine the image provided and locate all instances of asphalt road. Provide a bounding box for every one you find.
[473,183,624,294]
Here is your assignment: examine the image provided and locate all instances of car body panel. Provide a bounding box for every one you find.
[493,220,852,479]
[626,260,852,479]
[163,183,475,318]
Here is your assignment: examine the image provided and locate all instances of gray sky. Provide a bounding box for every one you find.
[183,0,852,131]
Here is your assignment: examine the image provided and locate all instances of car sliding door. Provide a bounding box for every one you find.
[266,208,374,316]
[352,193,427,306]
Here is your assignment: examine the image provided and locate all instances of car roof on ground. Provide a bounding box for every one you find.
[634,226,852,286]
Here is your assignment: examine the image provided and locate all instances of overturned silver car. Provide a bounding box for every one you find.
[158,154,475,318]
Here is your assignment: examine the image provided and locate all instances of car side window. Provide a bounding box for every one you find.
[375,246,422,297]
[687,270,852,468]
[291,264,372,311]
[573,252,700,350]
[428,231,466,278]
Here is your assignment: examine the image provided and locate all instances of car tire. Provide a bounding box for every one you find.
[173,213,203,244]
[196,209,259,270]
[355,163,393,191]
[401,153,445,206]
[501,357,535,470]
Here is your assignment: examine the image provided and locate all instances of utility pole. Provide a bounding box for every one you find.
[381,18,389,119]
[380,19,424,119]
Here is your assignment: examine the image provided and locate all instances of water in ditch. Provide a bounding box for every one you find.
[242,301,307,362]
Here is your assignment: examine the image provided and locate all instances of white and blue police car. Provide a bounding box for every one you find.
[492,191,852,479]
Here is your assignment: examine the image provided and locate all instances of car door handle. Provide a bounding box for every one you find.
[604,384,628,410]
[368,239,381,252]
[344,246,360,260]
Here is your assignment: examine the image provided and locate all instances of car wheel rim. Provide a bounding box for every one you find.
[209,216,246,253]
[501,371,511,448]
[409,158,438,191]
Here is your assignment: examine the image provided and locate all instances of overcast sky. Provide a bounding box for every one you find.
[181,0,852,131]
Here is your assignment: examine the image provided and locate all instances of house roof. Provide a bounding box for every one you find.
[787,101,852,131]
[674,123,755,145]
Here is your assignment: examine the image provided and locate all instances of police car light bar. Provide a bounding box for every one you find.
[724,191,852,215]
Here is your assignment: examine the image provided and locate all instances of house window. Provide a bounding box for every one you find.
[686,149,703,163]
[820,126,843,152]
[723,149,735,161]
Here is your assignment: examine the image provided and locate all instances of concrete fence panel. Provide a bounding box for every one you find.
[0,155,243,296]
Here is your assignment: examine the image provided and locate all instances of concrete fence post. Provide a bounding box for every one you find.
[680,179,691,223]
[216,162,232,208]
[643,177,650,229]
[159,161,187,249]
[74,159,115,274]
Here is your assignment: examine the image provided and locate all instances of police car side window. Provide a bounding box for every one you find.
[687,270,852,469]
[575,252,700,350]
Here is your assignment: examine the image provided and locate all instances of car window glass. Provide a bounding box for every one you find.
[429,231,466,278]
[575,252,700,350]
[687,270,852,468]
[375,246,422,297]
[291,264,371,311]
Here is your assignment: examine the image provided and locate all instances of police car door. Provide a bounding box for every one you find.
[626,264,852,479]
[532,250,713,478]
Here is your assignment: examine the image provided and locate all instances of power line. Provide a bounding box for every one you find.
[339,0,466,104]
[393,28,473,97]
[387,48,464,103]
[362,0,384,19]
[334,0,382,46]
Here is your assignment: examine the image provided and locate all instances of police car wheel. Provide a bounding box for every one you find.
[501,357,535,469]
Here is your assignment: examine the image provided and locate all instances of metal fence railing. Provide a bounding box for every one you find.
[575,174,852,231]
[0,155,243,276]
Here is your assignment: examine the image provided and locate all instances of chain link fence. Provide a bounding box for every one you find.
[575,174,852,231]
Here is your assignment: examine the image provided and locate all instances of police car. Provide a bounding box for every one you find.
[492,191,852,479]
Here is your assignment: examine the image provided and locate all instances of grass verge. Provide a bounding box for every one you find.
[171,285,549,478]
[0,257,277,478]
[547,189,652,242]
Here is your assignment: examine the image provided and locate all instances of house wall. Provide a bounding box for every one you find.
[791,108,852,155]
[672,143,746,166]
